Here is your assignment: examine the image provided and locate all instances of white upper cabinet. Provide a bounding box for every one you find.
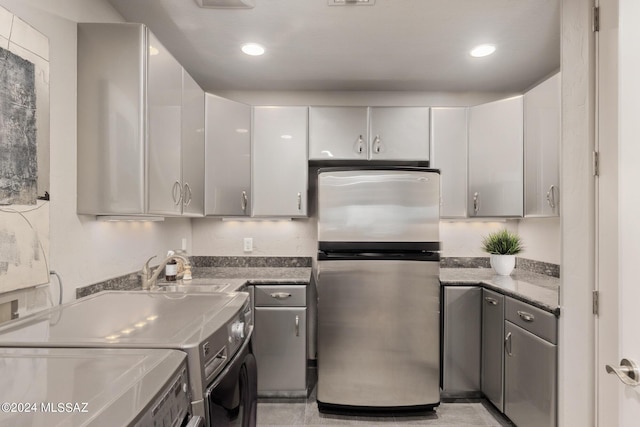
[524,73,560,217]
[308,107,368,160]
[180,70,205,217]
[252,106,308,217]
[369,107,430,161]
[308,107,430,161]
[77,23,204,217]
[430,107,468,218]
[204,94,252,216]
[147,31,183,215]
[468,96,524,217]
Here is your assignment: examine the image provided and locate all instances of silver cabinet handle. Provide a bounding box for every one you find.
[241,191,248,212]
[485,297,498,306]
[546,184,557,209]
[295,315,300,337]
[270,292,292,299]
[183,183,192,207]
[172,181,183,205]
[372,135,381,154]
[297,192,302,210]
[473,192,479,214]
[517,310,535,322]
[606,359,640,387]
[355,135,364,154]
[505,332,512,357]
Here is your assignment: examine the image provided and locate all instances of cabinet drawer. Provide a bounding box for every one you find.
[254,285,307,307]
[505,297,557,344]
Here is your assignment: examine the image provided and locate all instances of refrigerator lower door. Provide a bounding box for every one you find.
[316,259,440,409]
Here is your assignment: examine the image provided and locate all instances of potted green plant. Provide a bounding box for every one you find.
[481,229,523,276]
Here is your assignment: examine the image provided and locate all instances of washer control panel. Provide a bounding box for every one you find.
[134,364,191,427]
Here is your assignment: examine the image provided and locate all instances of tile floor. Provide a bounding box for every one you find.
[257,386,514,427]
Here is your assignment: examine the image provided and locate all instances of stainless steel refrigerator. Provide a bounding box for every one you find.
[316,167,441,412]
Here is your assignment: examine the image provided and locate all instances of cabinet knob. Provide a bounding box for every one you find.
[606,359,640,387]
[270,292,292,299]
[295,315,300,337]
[297,192,302,210]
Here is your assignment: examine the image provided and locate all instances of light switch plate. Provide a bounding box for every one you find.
[243,237,253,252]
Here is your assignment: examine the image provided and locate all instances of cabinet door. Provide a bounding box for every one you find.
[205,95,251,216]
[481,289,505,412]
[147,33,183,215]
[252,106,308,217]
[180,70,204,216]
[525,73,560,217]
[505,321,557,427]
[431,108,468,218]
[468,96,524,217]
[308,107,368,160]
[369,107,430,161]
[442,286,481,396]
[254,307,307,393]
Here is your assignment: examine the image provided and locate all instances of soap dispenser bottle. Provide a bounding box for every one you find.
[165,250,177,282]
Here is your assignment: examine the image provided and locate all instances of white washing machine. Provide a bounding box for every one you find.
[0,347,202,427]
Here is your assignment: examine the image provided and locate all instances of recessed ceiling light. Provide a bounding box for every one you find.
[470,44,496,58]
[241,43,265,56]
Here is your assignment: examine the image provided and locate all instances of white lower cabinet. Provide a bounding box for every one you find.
[252,106,308,217]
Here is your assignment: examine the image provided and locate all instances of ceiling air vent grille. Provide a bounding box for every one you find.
[194,0,254,9]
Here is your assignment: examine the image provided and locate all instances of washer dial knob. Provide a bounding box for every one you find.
[231,322,245,341]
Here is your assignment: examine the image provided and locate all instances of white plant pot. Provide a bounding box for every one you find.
[490,254,516,276]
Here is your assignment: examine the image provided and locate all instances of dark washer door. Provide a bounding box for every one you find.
[206,338,257,427]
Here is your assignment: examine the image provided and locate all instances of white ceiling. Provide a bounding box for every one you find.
[107,0,560,93]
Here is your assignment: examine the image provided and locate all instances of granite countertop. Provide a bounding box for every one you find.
[158,266,313,292]
[440,268,560,316]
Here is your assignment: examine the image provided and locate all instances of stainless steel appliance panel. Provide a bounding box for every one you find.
[317,259,440,407]
[481,288,505,411]
[442,286,481,396]
[254,307,307,395]
[504,321,557,427]
[317,169,439,242]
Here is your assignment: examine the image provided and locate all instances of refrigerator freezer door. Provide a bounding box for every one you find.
[317,169,440,242]
[316,259,440,408]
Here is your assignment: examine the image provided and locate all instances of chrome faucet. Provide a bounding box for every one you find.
[141,254,191,290]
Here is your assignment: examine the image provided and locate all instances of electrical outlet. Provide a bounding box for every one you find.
[243,237,253,252]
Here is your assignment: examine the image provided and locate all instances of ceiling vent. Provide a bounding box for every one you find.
[194,0,254,9]
[328,0,375,5]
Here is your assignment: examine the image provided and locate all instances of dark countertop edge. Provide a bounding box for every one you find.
[440,279,560,317]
